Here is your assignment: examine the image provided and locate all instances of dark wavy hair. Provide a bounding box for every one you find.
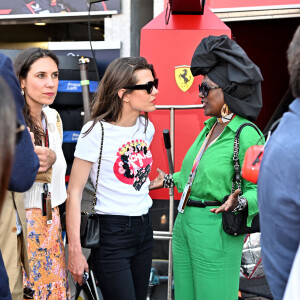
[86,56,156,134]
[0,76,16,211]
[287,25,300,98]
[14,47,59,145]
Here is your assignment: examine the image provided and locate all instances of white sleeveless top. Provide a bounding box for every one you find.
[23,106,67,209]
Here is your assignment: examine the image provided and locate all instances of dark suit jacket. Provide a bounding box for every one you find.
[258,98,300,300]
[0,52,39,192]
[0,52,39,293]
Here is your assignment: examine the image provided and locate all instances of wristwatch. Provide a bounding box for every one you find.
[163,174,174,188]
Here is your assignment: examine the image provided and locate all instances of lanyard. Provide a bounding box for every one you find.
[41,112,49,148]
[178,122,218,213]
[187,122,217,186]
[44,127,49,148]
[41,112,49,194]
[41,112,52,224]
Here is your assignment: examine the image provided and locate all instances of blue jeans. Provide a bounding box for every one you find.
[91,213,153,300]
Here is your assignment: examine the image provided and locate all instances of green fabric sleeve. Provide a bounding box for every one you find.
[172,172,182,192]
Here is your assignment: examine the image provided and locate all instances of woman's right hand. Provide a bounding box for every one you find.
[210,189,241,214]
[149,168,166,190]
[68,247,89,285]
[66,158,93,285]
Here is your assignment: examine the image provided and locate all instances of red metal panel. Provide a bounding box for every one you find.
[141,7,231,200]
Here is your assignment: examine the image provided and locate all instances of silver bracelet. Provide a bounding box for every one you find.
[232,196,247,212]
[163,174,174,188]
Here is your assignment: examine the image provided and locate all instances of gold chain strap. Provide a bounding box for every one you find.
[92,121,104,213]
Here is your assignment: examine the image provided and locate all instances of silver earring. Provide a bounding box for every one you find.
[21,89,24,96]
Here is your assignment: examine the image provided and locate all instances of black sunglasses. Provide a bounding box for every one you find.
[124,78,159,94]
[198,82,220,97]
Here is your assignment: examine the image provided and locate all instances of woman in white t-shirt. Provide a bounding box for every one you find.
[66,57,158,300]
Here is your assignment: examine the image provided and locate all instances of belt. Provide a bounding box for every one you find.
[186,199,221,208]
[98,213,149,221]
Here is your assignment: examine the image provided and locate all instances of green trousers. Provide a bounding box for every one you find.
[172,206,244,300]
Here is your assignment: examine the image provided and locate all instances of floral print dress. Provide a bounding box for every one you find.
[23,207,71,299]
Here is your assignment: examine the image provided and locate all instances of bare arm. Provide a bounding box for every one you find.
[66,157,93,285]
[149,168,165,190]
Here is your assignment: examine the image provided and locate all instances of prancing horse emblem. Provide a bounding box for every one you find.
[175,65,194,92]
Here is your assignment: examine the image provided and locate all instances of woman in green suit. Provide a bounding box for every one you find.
[151,35,263,299]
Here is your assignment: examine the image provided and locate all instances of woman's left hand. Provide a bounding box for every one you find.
[210,189,240,214]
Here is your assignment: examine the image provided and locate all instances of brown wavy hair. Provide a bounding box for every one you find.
[0,76,16,211]
[85,56,156,134]
[14,47,59,145]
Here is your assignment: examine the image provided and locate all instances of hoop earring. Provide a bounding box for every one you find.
[221,103,229,117]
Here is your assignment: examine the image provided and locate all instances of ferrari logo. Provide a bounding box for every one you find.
[175,65,194,92]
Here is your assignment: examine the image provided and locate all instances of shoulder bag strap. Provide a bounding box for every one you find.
[231,123,262,194]
[91,121,104,212]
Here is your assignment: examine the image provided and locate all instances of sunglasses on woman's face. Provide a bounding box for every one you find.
[198,82,221,97]
[124,78,159,94]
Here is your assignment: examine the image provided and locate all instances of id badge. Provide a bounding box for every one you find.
[46,193,52,225]
[42,193,47,216]
[177,184,191,213]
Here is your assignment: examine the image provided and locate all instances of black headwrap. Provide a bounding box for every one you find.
[191,35,263,121]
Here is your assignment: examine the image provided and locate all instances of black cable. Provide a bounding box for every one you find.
[201,0,206,14]
[88,2,100,82]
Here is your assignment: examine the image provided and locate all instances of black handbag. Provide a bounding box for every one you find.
[222,123,261,236]
[80,121,104,248]
[80,212,100,249]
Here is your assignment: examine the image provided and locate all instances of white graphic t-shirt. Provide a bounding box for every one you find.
[74,117,155,216]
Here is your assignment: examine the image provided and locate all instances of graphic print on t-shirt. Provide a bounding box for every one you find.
[113,139,152,191]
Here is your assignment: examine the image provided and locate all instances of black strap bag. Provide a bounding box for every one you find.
[80,121,104,249]
[222,123,261,236]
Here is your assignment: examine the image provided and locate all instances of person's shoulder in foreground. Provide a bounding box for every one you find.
[0,52,39,192]
[258,24,300,300]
